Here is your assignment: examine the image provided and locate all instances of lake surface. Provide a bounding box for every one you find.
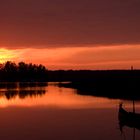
[0,82,139,140]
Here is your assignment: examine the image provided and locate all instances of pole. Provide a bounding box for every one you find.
[131,66,136,140]
[133,127,135,140]
[131,66,135,113]
[133,100,135,113]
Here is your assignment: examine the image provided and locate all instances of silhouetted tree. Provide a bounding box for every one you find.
[0,61,48,81]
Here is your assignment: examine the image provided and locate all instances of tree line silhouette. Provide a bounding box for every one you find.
[0,61,140,100]
[0,61,48,81]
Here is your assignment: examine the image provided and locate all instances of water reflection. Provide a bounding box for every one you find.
[1,82,140,110]
[0,82,47,100]
[0,82,47,88]
[0,82,140,140]
[0,82,121,108]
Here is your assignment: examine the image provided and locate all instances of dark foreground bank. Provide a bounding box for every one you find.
[58,70,140,100]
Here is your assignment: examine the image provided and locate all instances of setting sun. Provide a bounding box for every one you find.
[0,49,19,63]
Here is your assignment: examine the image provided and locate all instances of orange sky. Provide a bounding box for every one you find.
[0,0,140,70]
[0,44,140,70]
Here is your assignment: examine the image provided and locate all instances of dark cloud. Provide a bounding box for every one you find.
[0,0,140,48]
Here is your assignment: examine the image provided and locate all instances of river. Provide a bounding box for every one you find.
[0,82,139,140]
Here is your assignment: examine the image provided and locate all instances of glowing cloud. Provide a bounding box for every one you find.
[0,44,139,70]
[0,48,21,63]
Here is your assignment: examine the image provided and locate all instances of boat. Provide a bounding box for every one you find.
[119,103,140,130]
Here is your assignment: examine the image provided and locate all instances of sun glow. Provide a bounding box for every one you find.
[1,44,140,70]
[0,49,19,63]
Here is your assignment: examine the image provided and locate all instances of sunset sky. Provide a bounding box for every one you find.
[0,0,140,70]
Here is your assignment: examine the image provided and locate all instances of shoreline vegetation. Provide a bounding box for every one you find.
[50,70,140,100]
[0,61,48,81]
[0,61,140,100]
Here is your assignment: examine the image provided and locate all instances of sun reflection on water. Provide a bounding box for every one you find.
[0,82,122,109]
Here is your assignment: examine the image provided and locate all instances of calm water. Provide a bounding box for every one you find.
[0,82,139,140]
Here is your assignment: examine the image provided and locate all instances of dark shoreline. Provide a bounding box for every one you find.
[0,69,140,101]
[56,70,140,100]
[59,81,140,101]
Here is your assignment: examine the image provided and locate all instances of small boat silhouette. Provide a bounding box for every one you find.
[119,103,140,130]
